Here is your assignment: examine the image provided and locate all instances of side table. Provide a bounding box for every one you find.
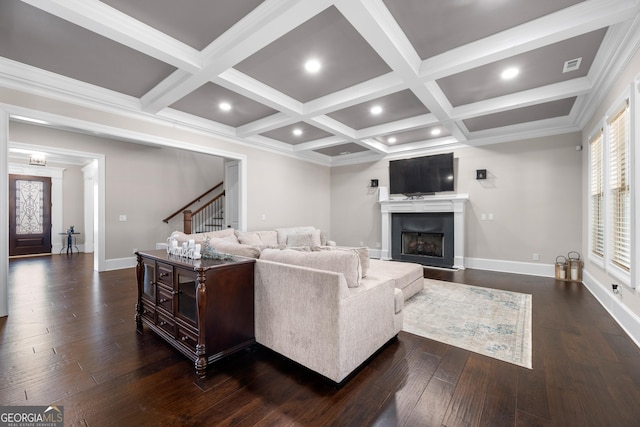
[59,231,80,254]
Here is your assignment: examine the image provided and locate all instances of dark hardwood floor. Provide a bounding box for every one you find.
[2,254,640,426]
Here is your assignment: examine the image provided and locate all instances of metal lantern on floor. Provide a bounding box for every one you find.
[567,251,583,282]
[555,256,568,280]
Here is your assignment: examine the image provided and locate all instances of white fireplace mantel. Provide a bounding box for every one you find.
[378,188,469,269]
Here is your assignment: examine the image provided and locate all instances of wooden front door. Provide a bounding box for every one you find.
[9,174,52,256]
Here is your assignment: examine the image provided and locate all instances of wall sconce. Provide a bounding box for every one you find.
[476,169,487,180]
[29,154,47,166]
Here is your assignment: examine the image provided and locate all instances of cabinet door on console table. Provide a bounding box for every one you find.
[135,250,255,378]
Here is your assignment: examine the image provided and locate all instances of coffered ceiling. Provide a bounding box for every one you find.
[1,0,639,165]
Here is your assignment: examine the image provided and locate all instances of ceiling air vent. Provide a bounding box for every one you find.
[563,57,582,73]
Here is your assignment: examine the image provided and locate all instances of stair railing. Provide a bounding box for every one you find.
[183,191,225,234]
[162,181,223,224]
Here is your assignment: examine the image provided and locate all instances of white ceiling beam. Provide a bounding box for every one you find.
[140,0,335,113]
[575,16,640,128]
[465,117,580,148]
[356,114,436,139]
[308,115,357,140]
[216,69,303,116]
[451,77,593,121]
[236,113,297,138]
[419,0,640,81]
[336,0,421,75]
[21,0,202,73]
[336,0,456,133]
[0,57,142,111]
[303,72,405,116]
[292,136,346,152]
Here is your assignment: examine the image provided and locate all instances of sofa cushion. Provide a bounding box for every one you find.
[260,248,362,288]
[170,229,237,245]
[286,230,322,247]
[313,246,370,278]
[208,238,261,259]
[235,230,279,246]
[394,288,404,314]
[368,259,423,293]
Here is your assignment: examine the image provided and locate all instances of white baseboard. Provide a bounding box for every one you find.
[105,256,137,271]
[465,257,555,277]
[582,270,640,349]
[368,249,382,259]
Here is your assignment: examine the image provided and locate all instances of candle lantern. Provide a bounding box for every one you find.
[567,251,583,282]
[555,256,568,280]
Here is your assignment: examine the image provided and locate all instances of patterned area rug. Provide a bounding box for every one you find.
[402,279,532,369]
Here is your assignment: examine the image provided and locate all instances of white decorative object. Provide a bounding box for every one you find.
[165,237,201,259]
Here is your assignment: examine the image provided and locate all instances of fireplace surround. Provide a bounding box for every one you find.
[392,212,454,267]
[378,189,468,269]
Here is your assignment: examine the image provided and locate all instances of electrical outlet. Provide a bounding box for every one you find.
[119,215,127,222]
[533,253,540,261]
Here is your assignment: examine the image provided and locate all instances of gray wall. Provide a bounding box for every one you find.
[330,133,583,267]
[10,122,225,258]
[8,120,332,260]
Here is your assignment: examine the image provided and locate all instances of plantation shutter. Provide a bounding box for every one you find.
[589,131,604,257]
[607,101,631,271]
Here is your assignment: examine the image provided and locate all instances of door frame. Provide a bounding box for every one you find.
[9,164,65,254]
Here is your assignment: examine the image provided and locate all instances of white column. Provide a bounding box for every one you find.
[0,110,8,317]
[452,198,466,269]
[82,161,96,253]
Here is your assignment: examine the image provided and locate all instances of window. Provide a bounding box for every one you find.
[589,131,604,258]
[588,93,633,285]
[607,101,631,272]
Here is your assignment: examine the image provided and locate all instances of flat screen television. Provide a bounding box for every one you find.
[389,153,454,196]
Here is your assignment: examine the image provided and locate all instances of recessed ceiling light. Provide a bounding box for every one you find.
[219,102,232,111]
[501,67,519,80]
[370,105,383,115]
[430,128,442,136]
[293,128,303,136]
[304,58,322,74]
[388,137,397,144]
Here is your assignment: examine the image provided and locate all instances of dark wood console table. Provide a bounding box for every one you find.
[135,250,255,378]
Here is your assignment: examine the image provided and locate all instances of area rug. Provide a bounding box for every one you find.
[402,279,532,369]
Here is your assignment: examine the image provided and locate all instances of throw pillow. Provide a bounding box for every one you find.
[276,226,317,245]
[286,233,313,247]
[236,231,263,245]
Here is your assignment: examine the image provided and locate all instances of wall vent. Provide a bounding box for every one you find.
[563,57,582,73]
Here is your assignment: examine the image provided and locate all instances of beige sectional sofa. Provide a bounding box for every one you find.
[168,226,424,383]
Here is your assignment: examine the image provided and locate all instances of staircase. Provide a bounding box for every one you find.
[162,182,226,234]
[184,192,225,234]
